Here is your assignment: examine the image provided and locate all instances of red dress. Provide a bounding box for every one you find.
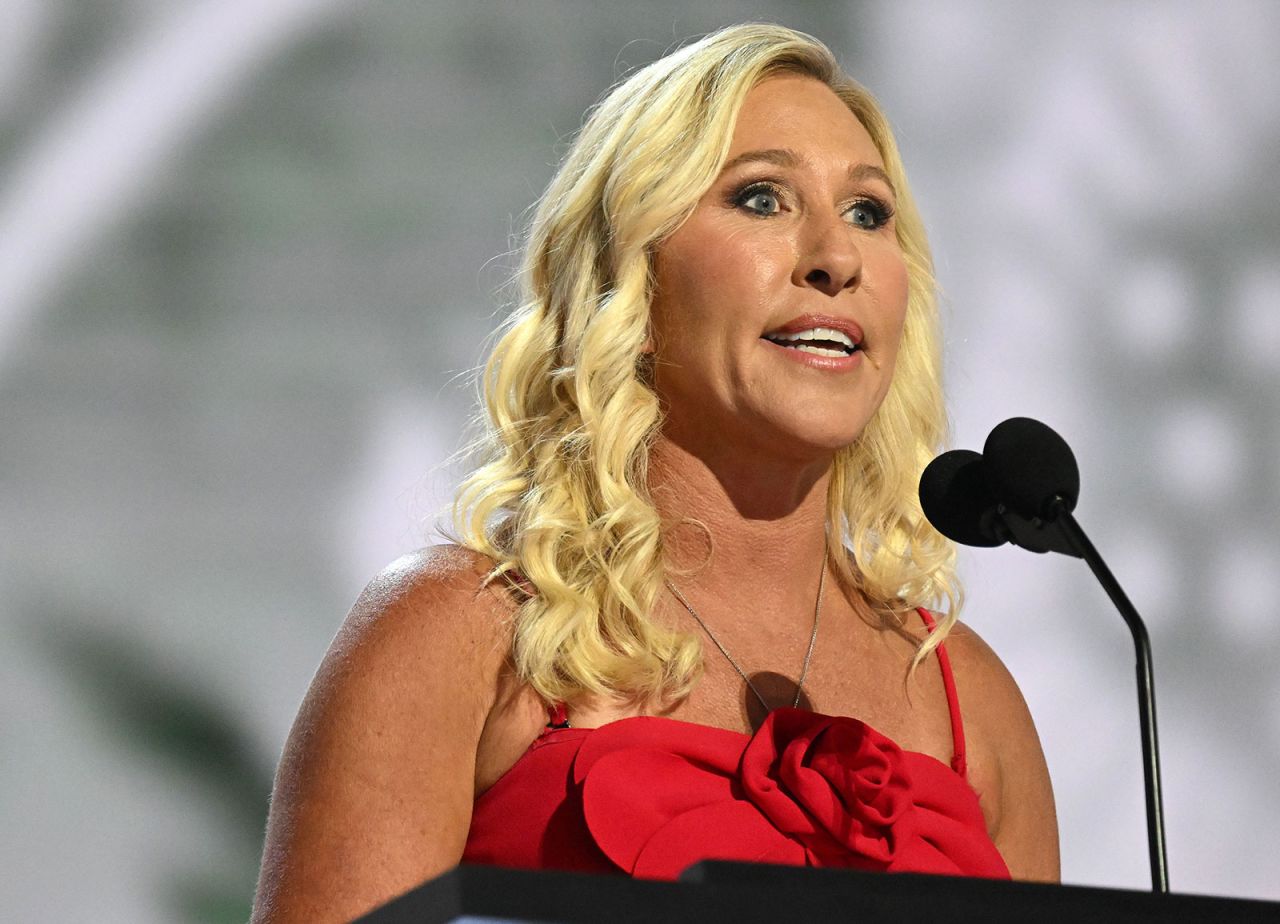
[463,609,1010,881]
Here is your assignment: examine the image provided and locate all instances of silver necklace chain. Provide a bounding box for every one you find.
[664,548,826,714]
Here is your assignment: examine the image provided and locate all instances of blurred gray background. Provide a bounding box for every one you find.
[4,1,1279,921]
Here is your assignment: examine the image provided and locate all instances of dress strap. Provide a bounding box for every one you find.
[546,702,571,729]
[916,607,968,779]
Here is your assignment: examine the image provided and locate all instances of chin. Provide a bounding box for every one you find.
[755,415,870,461]
[809,429,868,455]
[755,387,883,453]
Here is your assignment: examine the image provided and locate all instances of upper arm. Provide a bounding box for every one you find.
[946,623,1060,882]
[252,546,513,924]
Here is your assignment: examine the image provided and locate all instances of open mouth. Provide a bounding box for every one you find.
[761,327,860,358]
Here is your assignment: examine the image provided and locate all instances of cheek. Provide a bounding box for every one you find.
[651,228,711,341]
[861,250,910,394]
[875,250,911,338]
[652,229,767,345]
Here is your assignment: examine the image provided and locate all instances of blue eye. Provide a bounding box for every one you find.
[846,199,893,230]
[730,181,895,229]
[736,184,782,216]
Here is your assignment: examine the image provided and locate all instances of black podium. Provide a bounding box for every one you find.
[356,862,1280,923]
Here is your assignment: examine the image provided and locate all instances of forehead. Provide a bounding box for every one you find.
[727,74,883,169]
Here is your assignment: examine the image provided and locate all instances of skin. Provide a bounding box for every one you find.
[252,75,1059,924]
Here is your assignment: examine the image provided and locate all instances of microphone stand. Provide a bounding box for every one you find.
[1047,496,1169,893]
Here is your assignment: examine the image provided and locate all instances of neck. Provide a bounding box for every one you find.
[648,430,833,621]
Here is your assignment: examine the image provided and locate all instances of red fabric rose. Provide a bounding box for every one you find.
[572,709,1009,881]
[738,708,915,868]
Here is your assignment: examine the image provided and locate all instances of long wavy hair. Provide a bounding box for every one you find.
[453,23,958,706]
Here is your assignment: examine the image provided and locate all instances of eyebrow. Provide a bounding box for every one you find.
[719,147,896,194]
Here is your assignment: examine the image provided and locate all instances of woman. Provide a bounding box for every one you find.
[252,23,1059,924]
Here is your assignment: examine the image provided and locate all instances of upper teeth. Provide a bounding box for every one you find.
[766,326,855,349]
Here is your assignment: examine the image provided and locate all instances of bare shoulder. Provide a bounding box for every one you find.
[313,544,520,735]
[939,620,1029,725]
[253,544,521,924]
[941,620,1061,883]
[332,544,516,666]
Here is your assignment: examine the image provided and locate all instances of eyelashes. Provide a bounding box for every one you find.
[728,179,896,230]
[730,182,783,216]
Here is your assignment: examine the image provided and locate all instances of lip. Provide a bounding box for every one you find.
[762,313,864,345]
[762,337,863,371]
[760,313,865,372]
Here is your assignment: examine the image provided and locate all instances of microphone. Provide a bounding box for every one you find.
[919,444,1078,557]
[982,416,1080,520]
[919,417,1169,893]
[918,449,1005,547]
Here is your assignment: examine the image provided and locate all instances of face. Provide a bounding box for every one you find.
[649,74,909,463]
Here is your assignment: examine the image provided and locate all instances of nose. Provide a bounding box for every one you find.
[793,214,862,297]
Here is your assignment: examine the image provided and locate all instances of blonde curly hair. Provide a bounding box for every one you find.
[453,22,957,706]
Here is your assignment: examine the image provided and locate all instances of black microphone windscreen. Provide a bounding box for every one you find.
[919,449,1006,548]
[982,417,1080,519]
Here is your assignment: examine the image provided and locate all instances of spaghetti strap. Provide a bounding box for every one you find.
[916,607,968,779]
[546,702,570,729]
